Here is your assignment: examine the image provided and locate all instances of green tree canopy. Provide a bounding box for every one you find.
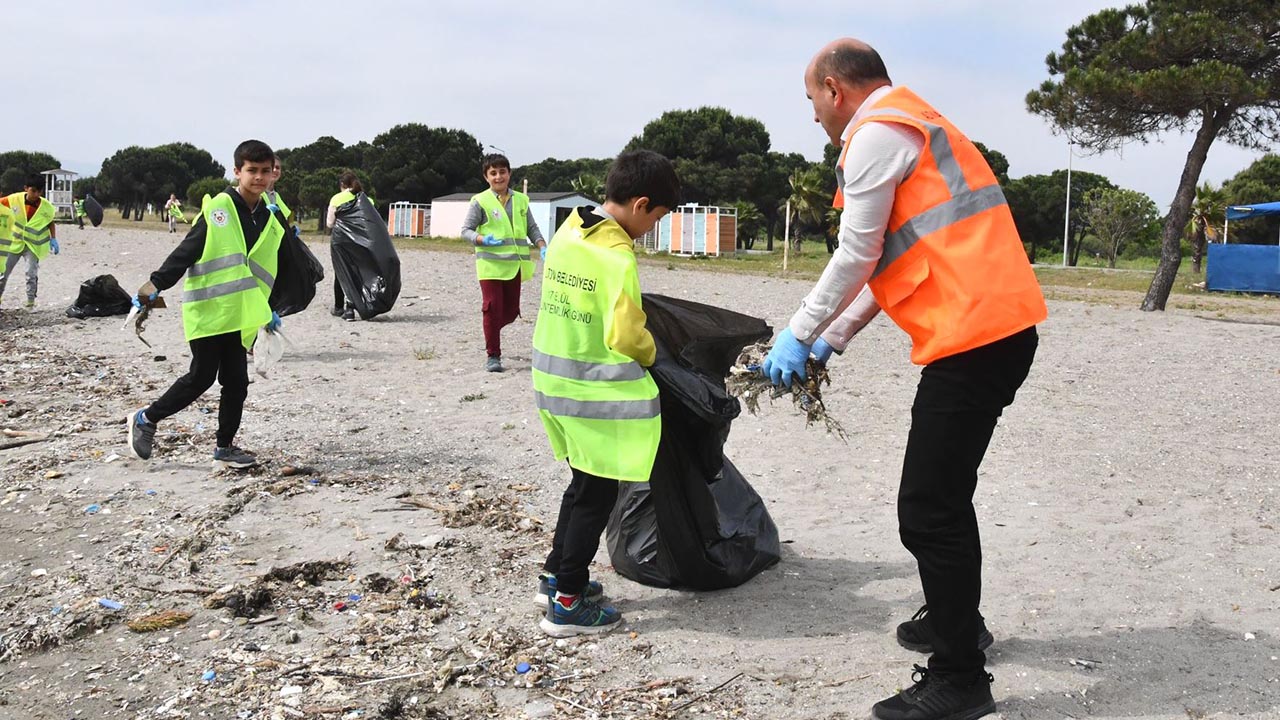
[974,142,1010,184]
[1005,170,1115,264]
[1027,0,1280,310]
[512,157,610,192]
[1080,187,1160,267]
[366,124,483,205]
[0,151,61,194]
[1221,153,1280,244]
[626,107,771,167]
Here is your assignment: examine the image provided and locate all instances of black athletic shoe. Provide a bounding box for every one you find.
[897,605,994,654]
[330,306,344,317]
[213,446,258,470]
[872,665,996,720]
[342,308,356,322]
[127,408,157,460]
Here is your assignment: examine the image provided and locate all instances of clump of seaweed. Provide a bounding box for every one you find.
[726,342,847,441]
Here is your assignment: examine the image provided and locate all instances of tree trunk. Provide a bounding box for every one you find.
[1142,110,1227,311]
[1192,223,1206,274]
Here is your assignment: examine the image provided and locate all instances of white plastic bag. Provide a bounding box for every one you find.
[253,327,286,378]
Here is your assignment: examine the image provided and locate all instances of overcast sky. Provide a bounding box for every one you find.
[13,1,1274,208]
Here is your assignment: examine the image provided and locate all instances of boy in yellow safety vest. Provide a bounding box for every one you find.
[127,140,286,470]
[461,154,548,372]
[530,150,680,637]
[0,175,59,309]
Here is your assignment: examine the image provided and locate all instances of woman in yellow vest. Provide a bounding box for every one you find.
[127,140,285,471]
[461,154,548,372]
[327,171,362,321]
[763,40,1046,720]
[531,150,679,637]
[0,175,59,308]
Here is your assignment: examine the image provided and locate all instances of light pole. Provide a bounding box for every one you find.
[1062,140,1073,267]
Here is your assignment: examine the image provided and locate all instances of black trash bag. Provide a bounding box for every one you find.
[65,274,132,319]
[83,195,104,227]
[330,193,400,320]
[269,225,324,317]
[605,294,780,590]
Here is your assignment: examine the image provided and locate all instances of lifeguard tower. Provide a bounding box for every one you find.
[41,169,79,219]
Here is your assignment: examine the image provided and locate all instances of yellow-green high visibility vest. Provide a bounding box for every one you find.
[265,190,292,220]
[329,189,356,208]
[0,201,17,255]
[181,192,281,349]
[6,193,55,260]
[531,210,660,483]
[473,190,533,282]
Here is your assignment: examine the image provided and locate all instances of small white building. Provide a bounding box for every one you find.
[41,169,78,219]
[429,191,597,239]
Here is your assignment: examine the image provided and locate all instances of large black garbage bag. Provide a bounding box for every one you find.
[330,193,400,319]
[65,274,132,318]
[269,226,324,317]
[606,294,780,590]
[83,195,104,227]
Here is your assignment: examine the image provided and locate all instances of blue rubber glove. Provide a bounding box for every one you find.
[481,234,503,246]
[50,238,59,255]
[266,311,282,332]
[812,337,835,365]
[266,203,280,214]
[540,244,547,261]
[761,328,811,387]
[132,283,158,310]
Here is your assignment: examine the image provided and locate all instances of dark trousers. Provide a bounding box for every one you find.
[145,331,249,449]
[542,465,619,596]
[334,276,349,310]
[898,326,1038,680]
[479,276,521,358]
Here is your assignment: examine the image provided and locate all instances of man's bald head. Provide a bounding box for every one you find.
[808,38,891,89]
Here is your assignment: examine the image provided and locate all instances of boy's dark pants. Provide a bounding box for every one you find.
[145,331,249,449]
[897,326,1037,682]
[543,465,619,596]
[480,276,521,358]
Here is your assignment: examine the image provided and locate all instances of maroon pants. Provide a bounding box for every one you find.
[480,276,522,358]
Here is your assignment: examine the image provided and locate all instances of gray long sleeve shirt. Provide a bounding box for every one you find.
[460,190,545,246]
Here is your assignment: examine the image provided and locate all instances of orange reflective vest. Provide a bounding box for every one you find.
[835,86,1046,365]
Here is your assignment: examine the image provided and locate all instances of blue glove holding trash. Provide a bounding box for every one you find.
[762,328,811,387]
[132,282,159,310]
[266,311,282,332]
[50,238,60,255]
[540,244,547,261]
[812,337,835,364]
[481,234,503,246]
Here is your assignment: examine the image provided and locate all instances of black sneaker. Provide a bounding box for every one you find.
[127,408,157,460]
[485,356,503,372]
[872,665,995,720]
[330,306,344,317]
[342,308,356,322]
[897,605,994,654]
[213,446,258,470]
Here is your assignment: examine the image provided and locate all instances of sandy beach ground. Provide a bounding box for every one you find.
[1,223,1277,719]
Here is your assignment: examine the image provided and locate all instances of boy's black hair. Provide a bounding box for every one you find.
[481,154,510,174]
[23,174,43,190]
[605,150,680,210]
[234,139,275,169]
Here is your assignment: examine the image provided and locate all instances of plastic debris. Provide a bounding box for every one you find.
[516,662,531,674]
[98,598,124,610]
[202,670,216,682]
[85,504,101,514]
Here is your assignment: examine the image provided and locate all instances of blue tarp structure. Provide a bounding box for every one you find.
[1209,202,1280,293]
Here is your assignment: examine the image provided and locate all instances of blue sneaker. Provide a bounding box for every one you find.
[127,408,157,460]
[533,573,603,609]
[538,595,621,638]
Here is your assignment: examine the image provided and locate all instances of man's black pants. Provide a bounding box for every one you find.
[543,465,619,596]
[898,326,1038,681]
[145,331,249,449]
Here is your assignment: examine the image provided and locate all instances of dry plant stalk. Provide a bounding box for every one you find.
[127,609,193,633]
[726,342,848,441]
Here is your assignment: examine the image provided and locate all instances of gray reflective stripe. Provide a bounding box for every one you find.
[475,252,523,261]
[532,350,646,382]
[534,391,660,420]
[873,184,1009,277]
[182,275,260,302]
[189,253,247,278]
[248,259,275,289]
[868,107,968,198]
